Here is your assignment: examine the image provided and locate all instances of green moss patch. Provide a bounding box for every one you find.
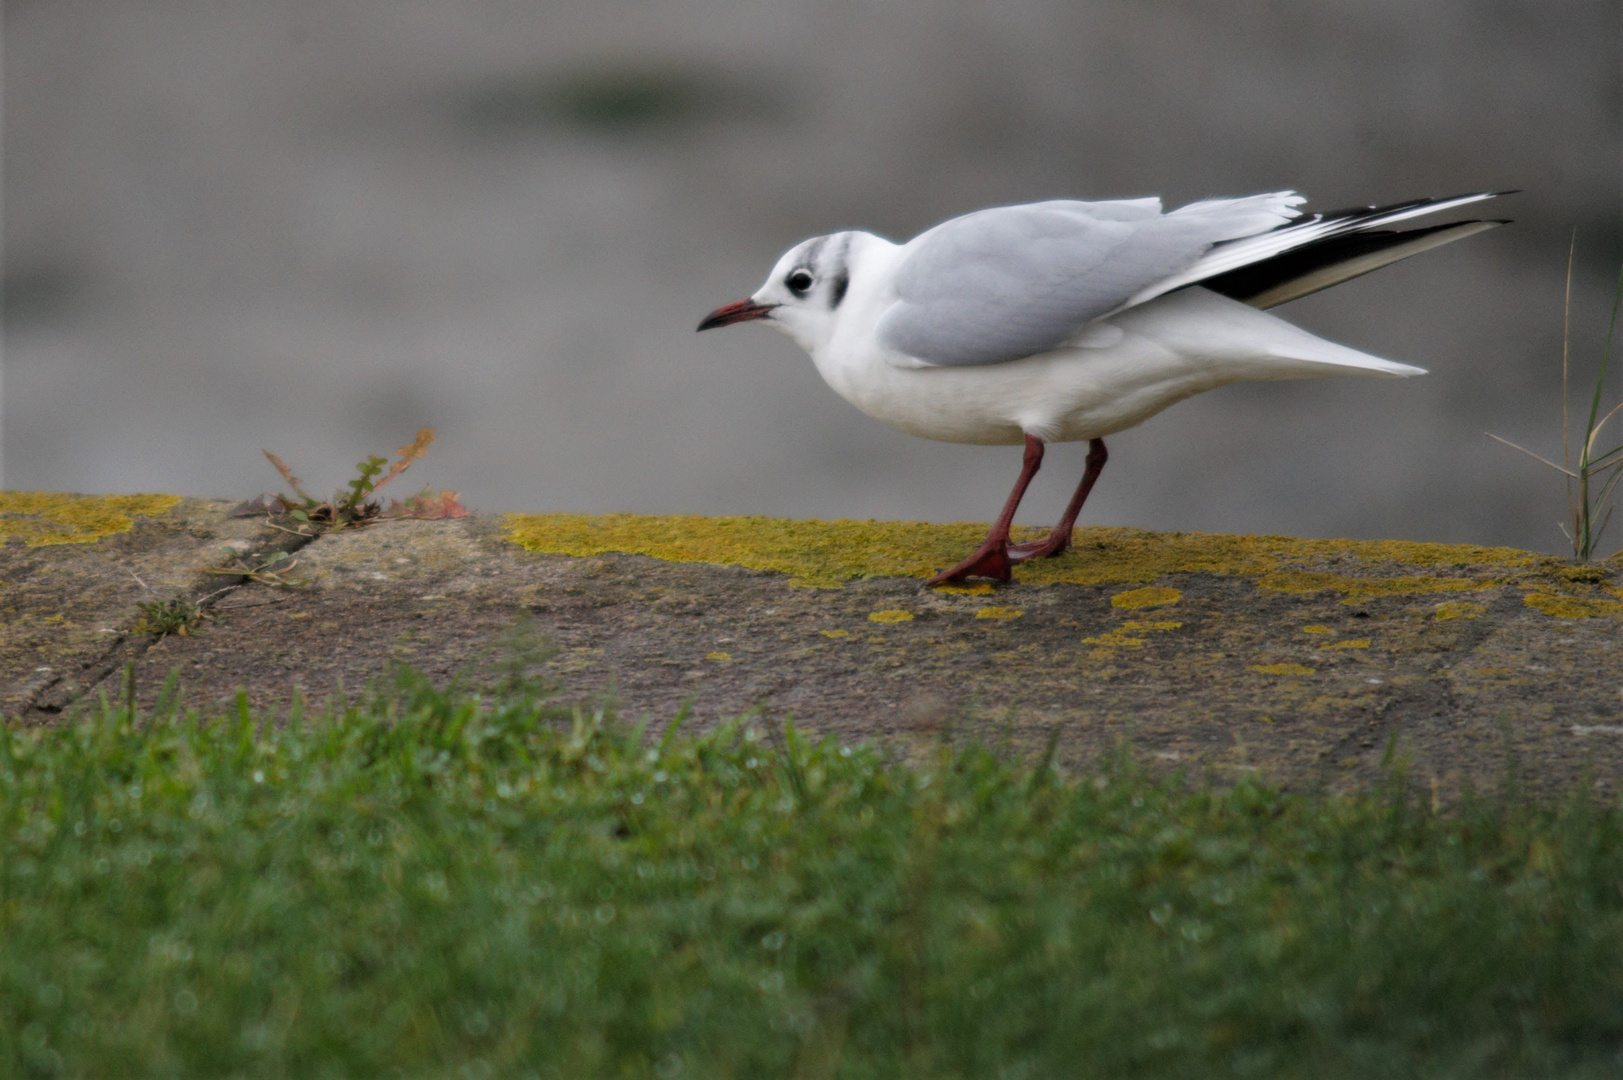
[0,492,182,546]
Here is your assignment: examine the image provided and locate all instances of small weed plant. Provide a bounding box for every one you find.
[4,670,1623,1077]
[1491,244,1623,561]
[129,598,208,639]
[234,428,468,531]
[198,549,308,589]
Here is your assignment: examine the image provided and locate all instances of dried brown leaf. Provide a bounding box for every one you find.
[373,428,436,495]
[228,493,287,517]
[263,451,313,503]
[383,488,470,520]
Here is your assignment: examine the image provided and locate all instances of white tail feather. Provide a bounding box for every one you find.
[1114,287,1428,380]
[1263,341,1427,378]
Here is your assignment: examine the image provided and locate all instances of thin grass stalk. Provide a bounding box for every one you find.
[1577,262,1623,560]
[1563,234,1574,541]
[1492,251,1623,560]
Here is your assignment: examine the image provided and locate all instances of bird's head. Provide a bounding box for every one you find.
[698,232,868,355]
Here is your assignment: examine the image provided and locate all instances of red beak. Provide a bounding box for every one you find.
[697,298,776,331]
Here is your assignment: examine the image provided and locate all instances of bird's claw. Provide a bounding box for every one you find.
[1006,530,1071,561]
[928,528,1075,587]
[926,541,1013,586]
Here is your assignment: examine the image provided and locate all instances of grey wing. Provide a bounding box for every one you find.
[876,197,1290,367]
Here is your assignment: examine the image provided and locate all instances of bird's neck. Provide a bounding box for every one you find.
[813,233,901,355]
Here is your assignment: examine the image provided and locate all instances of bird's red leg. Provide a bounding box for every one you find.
[1008,437,1108,561]
[926,434,1045,586]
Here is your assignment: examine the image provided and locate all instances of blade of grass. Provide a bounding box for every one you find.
[1586,442,1623,472]
[657,701,693,757]
[1576,263,1623,559]
[1563,233,1575,527]
[1027,723,1062,794]
[1485,433,1577,477]
[1582,400,1623,460]
[1582,263,1623,443]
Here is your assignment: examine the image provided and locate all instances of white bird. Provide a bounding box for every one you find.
[699,190,1508,586]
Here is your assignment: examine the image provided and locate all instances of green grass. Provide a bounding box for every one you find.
[4,672,1623,1079]
[1490,251,1623,562]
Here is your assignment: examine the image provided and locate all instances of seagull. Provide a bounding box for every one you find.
[698,190,1508,586]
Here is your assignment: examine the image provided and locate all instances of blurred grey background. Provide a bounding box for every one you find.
[4,1,1621,554]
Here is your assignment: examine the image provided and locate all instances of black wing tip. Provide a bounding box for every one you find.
[1204,215,1510,307]
[1427,189,1519,205]
[1414,217,1515,229]
[1317,189,1517,223]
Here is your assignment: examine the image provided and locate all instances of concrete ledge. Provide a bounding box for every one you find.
[4,492,1621,796]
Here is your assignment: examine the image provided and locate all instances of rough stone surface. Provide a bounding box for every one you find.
[0,496,284,716]
[4,493,1621,798]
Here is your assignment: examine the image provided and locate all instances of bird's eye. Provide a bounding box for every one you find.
[786,270,814,296]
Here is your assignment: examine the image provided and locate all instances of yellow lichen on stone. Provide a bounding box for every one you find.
[503,512,1006,588]
[1266,534,1537,569]
[933,582,995,595]
[0,491,182,546]
[705,651,733,661]
[1017,528,1537,588]
[1250,663,1316,676]
[975,607,1023,620]
[1522,593,1623,619]
[1324,639,1371,649]
[1110,586,1182,609]
[1301,625,1335,635]
[1084,617,1180,649]
[1028,531,1280,586]
[1083,631,1148,647]
[1258,571,1492,600]
[819,629,850,638]
[869,610,914,624]
[1434,601,1487,621]
[502,513,1545,592]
